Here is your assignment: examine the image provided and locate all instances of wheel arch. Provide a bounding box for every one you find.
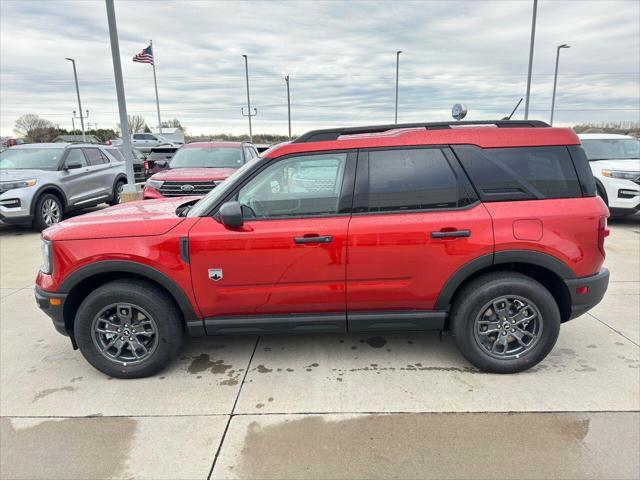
[59,261,204,337]
[29,185,68,216]
[594,177,609,206]
[436,251,573,327]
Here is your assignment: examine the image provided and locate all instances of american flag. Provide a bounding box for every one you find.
[133,45,154,65]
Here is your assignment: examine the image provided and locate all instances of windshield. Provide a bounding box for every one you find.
[188,157,261,217]
[0,148,65,170]
[170,147,244,169]
[581,138,639,161]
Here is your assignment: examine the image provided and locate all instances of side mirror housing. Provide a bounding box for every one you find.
[219,201,244,229]
[65,161,83,170]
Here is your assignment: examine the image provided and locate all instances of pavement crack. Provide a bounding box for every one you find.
[587,313,639,348]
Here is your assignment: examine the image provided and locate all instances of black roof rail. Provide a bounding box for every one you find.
[293,120,551,144]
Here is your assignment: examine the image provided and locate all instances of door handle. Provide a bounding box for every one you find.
[294,235,333,244]
[431,229,471,239]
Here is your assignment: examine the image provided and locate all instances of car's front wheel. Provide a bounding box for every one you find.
[33,193,63,231]
[450,272,560,373]
[74,279,184,378]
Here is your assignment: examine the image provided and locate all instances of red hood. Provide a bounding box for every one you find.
[43,197,197,241]
[151,167,237,182]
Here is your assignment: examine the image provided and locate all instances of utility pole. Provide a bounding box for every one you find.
[550,44,570,125]
[395,50,402,124]
[524,0,538,120]
[285,75,291,140]
[71,116,75,133]
[149,39,162,134]
[65,58,86,141]
[241,54,257,142]
[105,0,135,187]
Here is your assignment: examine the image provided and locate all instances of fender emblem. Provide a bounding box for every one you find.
[208,268,223,282]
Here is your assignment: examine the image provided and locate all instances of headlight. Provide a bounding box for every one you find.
[0,179,37,190]
[146,179,164,190]
[40,239,53,275]
[602,170,640,180]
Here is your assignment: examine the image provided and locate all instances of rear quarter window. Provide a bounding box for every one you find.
[453,145,583,201]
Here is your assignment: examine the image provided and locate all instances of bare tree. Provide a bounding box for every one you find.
[118,115,147,135]
[14,114,57,142]
[161,118,186,133]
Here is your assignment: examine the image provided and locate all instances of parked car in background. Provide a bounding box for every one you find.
[110,133,184,153]
[109,146,146,183]
[151,128,185,144]
[35,120,609,378]
[145,146,178,176]
[579,133,639,216]
[0,143,127,230]
[143,141,258,199]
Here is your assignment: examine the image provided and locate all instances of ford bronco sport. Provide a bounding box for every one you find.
[35,120,610,378]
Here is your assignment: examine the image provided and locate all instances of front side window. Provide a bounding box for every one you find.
[237,153,347,218]
[367,148,459,212]
[581,138,640,161]
[64,149,88,168]
[0,148,65,170]
[170,147,244,168]
[133,134,145,140]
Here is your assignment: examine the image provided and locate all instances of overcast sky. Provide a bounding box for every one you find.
[1,0,639,137]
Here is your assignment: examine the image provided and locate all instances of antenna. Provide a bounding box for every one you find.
[503,98,523,120]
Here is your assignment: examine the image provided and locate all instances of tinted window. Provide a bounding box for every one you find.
[84,148,109,165]
[107,149,125,162]
[170,147,243,168]
[0,148,65,170]
[237,153,347,218]
[454,146,582,201]
[367,148,459,212]
[64,149,87,168]
[133,134,145,140]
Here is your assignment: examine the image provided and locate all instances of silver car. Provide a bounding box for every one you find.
[0,143,127,230]
[111,133,183,153]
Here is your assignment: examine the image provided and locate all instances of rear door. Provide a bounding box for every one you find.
[83,147,114,201]
[189,151,356,332]
[346,147,493,330]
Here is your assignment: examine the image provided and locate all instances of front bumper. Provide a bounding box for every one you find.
[0,187,35,225]
[565,268,610,320]
[34,286,69,337]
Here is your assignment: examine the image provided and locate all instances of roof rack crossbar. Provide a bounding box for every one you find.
[293,120,550,143]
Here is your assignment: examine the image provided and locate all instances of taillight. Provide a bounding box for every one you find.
[144,160,149,170]
[598,215,610,257]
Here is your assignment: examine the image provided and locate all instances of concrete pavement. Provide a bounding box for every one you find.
[1,215,638,479]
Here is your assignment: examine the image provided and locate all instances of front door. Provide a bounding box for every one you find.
[346,147,494,329]
[189,151,356,333]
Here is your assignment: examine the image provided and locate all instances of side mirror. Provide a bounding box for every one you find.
[65,161,83,170]
[219,201,244,229]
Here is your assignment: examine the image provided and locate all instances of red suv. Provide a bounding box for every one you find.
[35,121,610,378]
[143,141,258,199]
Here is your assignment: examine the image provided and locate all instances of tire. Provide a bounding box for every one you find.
[74,279,184,378]
[596,183,609,207]
[33,193,63,231]
[108,180,126,206]
[450,272,560,374]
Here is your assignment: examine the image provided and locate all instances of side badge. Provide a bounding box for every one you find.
[208,269,223,282]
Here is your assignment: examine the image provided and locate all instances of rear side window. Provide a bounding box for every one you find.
[453,146,582,201]
[366,148,462,212]
[83,148,109,165]
[107,149,125,162]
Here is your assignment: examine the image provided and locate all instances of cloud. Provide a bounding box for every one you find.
[1,0,638,136]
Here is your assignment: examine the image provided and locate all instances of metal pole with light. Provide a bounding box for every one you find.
[241,55,257,142]
[395,50,402,124]
[65,58,86,141]
[524,0,538,120]
[285,75,291,140]
[105,0,136,188]
[550,44,570,126]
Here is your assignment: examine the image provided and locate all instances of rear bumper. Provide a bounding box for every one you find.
[34,286,69,337]
[565,268,610,320]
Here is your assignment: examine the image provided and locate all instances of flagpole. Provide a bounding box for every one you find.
[150,39,162,134]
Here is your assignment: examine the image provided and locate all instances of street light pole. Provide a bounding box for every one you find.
[550,44,570,126]
[524,0,538,120]
[285,75,291,140]
[65,57,86,141]
[105,0,135,187]
[241,54,257,142]
[395,50,402,124]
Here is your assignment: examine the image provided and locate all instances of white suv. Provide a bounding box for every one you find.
[579,133,639,216]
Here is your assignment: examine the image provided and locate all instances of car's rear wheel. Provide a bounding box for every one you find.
[74,280,184,378]
[108,180,126,206]
[450,272,560,373]
[33,193,63,231]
